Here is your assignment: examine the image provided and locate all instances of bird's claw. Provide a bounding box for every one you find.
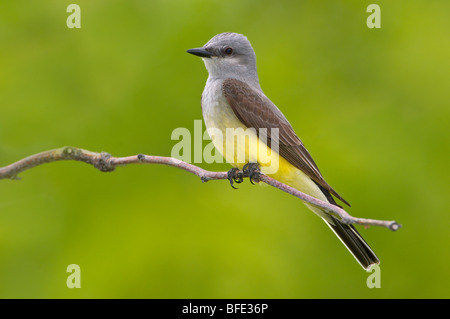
[243,162,261,184]
[227,163,261,189]
[227,167,244,189]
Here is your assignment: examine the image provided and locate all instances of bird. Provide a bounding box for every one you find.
[187,32,379,270]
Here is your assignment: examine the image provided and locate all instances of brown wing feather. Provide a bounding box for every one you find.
[222,78,350,207]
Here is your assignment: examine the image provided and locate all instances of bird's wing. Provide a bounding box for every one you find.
[222,78,350,206]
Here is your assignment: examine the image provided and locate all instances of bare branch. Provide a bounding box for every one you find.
[0,146,401,231]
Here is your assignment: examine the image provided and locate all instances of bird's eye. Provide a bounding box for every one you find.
[224,47,233,55]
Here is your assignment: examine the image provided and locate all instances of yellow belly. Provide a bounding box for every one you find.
[203,106,329,211]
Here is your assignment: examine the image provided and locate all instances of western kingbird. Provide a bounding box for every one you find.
[187,32,379,270]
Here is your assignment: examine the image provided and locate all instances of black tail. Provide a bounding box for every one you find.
[314,181,379,270]
[325,217,379,270]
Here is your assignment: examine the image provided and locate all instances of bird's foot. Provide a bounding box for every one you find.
[227,167,244,189]
[243,162,261,184]
[227,163,261,189]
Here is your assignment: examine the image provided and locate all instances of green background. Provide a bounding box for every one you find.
[0,0,449,298]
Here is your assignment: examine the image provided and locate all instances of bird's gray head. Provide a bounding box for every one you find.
[187,32,259,87]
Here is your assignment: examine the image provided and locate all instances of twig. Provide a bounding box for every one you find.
[0,146,401,231]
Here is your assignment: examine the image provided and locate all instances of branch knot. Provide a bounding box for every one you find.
[61,146,81,160]
[94,152,115,172]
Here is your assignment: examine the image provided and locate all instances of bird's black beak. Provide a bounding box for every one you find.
[187,47,214,58]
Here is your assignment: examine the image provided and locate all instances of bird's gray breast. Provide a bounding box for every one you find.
[201,78,244,132]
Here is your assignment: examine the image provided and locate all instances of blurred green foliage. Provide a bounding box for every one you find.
[0,0,449,298]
